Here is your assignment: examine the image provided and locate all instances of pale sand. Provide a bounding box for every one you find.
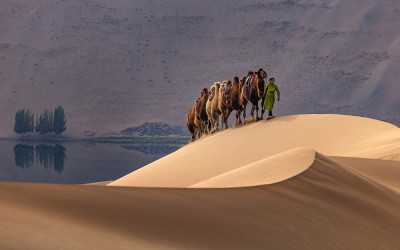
[3,114,400,249]
[190,147,316,188]
[109,114,400,188]
[2,154,400,249]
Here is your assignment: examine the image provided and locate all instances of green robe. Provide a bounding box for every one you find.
[263,84,280,111]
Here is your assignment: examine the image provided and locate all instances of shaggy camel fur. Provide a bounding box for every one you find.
[187,101,199,142]
[194,88,209,138]
[220,76,244,125]
[241,68,267,121]
[239,76,248,122]
[219,80,233,130]
[206,82,222,133]
[206,85,215,130]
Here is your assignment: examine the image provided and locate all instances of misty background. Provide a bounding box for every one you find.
[1,0,400,137]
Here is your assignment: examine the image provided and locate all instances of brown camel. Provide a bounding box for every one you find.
[241,68,267,121]
[221,76,244,125]
[239,76,248,122]
[194,88,209,138]
[206,85,215,129]
[219,80,233,130]
[206,82,222,133]
[187,101,199,142]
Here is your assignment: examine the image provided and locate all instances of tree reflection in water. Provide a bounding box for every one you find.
[14,144,67,173]
[14,144,34,169]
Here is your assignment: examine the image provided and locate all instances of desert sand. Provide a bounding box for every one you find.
[2,114,400,249]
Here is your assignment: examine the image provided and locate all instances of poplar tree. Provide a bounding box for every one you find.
[36,109,54,134]
[53,105,67,135]
[14,110,24,136]
[14,109,34,136]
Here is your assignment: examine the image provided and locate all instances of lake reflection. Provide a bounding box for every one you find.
[14,144,35,169]
[0,140,186,184]
[14,144,66,173]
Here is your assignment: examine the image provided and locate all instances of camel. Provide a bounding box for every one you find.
[194,88,209,138]
[239,76,248,122]
[187,101,198,142]
[220,76,244,126]
[206,82,222,133]
[241,68,267,121]
[206,85,214,129]
[219,80,233,130]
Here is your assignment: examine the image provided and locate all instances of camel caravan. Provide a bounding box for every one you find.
[187,68,280,142]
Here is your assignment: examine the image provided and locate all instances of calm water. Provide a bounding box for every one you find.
[0,140,185,184]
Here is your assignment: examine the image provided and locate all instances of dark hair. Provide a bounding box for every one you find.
[269,78,275,81]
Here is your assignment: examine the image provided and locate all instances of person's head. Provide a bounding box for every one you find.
[269,78,275,84]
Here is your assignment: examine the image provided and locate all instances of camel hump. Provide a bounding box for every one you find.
[209,92,215,101]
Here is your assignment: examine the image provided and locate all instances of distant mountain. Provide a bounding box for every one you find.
[1,0,400,138]
[120,122,188,137]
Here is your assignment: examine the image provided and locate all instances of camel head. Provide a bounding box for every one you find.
[210,86,215,94]
[257,68,267,79]
[256,77,266,99]
[222,80,230,89]
[233,76,240,84]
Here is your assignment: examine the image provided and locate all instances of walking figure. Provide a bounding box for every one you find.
[262,77,280,119]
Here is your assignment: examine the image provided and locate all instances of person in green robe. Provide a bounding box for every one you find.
[262,77,280,117]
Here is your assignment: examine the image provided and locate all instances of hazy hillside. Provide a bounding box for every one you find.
[1,0,400,137]
[120,122,187,137]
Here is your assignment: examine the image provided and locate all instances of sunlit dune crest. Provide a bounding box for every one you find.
[109,114,400,188]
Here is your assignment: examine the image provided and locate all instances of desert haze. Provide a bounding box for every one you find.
[1,0,400,136]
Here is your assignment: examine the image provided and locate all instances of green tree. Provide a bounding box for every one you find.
[53,105,67,135]
[14,109,34,136]
[25,109,34,133]
[35,109,54,134]
[14,109,24,136]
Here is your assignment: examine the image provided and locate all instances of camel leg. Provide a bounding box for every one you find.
[208,119,213,134]
[223,113,228,129]
[199,123,203,138]
[260,97,266,120]
[250,105,256,121]
[261,109,265,120]
[242,104,247,122]
[200,122,205,137]
[235,111,242,125]
[255,105,260,121]
[211,115,219,133]
[224,109,232,129]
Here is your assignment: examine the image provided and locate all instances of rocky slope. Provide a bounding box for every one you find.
[1,0,400,137]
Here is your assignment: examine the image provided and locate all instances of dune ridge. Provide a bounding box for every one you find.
[190,147,316,188]
[109,114,400,188]
[3,151,400,249]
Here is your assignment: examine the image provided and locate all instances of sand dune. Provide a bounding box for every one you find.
[109,114,400,188]
[191,147,316,188]
[3,152,400,249]
[3,114,400,249]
